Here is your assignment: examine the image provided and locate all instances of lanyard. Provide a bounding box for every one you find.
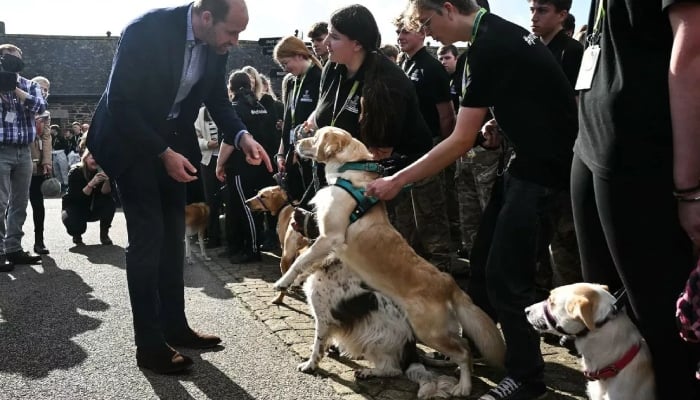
[461,7,487,100]
[592,0,606,35]
[289,70,307,126]
[330,79,359,127]
[587,0,606,46]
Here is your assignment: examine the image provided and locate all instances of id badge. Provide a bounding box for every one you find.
[575,45,600,91]
[5,111,17,123]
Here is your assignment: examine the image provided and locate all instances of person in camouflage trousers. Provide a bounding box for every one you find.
[455,146,502,259]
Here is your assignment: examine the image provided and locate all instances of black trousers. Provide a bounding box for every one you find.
[29,175,45,242]
[467,172,558,382]
[571,155,700,399]
[62,194,116,236]
[114,158,189,349]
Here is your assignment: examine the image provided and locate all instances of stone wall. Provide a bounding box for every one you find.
[0,33,285,130]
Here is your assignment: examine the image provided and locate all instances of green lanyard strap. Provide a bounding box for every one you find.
[461,7,488,100]
[330,80,359,127]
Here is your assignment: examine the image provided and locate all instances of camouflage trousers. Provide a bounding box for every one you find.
[455,147,502,255]
[442,162,462,251]
[535,191,582,292]
[390,172,453,271]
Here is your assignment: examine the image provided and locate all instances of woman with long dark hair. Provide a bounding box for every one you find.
[306,4,432,162]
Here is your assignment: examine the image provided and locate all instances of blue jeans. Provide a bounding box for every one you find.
[0,144,33,254]
[468,172,558,382]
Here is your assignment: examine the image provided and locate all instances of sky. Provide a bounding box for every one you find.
[2,1,591,45]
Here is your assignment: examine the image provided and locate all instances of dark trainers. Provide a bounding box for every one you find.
[479,377,547,400]
[5,250,42,265]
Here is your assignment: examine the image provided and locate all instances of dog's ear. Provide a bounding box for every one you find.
[567,294,597,331]
[343,137,374,160]
[600,284,610,293]
[318,131,349,161]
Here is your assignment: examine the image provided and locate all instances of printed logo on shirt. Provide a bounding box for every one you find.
[409,69,423,82]
[250,108,268,115]
[300,90,314,103]
[345,95,360,114]
[523,33,538,46]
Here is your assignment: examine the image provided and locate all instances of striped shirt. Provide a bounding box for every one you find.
[0,76,47,144]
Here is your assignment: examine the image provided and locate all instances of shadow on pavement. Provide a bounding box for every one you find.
[183,261,233,300]
[69,243,126,269]
[0,256,109,378]
[143,349,255,400]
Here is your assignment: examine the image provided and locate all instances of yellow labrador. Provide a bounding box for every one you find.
[525,283,655,400]
[273,127,506,397]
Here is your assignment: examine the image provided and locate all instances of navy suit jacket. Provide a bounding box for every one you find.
[87,4,247,179]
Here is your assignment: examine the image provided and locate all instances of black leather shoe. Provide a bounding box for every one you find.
[0,255,14,272]
[34,243,49,255]
[5,250,41,265]
[136,346,193,374]
[166,330,221,349]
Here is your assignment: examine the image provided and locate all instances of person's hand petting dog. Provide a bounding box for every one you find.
[366,174,404,201]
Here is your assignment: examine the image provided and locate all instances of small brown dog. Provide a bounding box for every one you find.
[185,202,211,264]
[245,186,308,304]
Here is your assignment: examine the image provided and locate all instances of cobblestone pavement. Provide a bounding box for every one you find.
[194,246,587,400]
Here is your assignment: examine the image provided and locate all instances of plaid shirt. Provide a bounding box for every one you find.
[0,75,47,145]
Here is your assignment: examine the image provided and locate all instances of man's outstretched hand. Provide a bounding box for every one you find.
[240,133,273,172]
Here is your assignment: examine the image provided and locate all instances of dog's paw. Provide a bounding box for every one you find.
[450,380,472,397]
[186,257,194,264]
[354,368,375,379]
[273,278,290,292]
[202,255,212,261]
[297,360,316,374]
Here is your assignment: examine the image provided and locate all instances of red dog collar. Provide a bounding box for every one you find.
[584,342,642,381]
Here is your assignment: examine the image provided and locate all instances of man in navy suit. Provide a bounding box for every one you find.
[87,0,271,374]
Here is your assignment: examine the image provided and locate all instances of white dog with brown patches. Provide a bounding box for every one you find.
[525,283,655,400]
[273,126,506,397]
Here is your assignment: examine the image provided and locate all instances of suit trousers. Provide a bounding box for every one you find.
[115,157,188,349]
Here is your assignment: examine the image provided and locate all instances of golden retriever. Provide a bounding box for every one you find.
[246,185,308,304]
[273,126,506,397]
[185,202,211,263]
[525,283,655,400]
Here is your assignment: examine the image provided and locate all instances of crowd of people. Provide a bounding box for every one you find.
[1,0,699,399]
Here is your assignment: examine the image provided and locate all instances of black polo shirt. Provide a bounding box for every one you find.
[314,55,432,163]
[281,64,322,153]
[461,13,578,189]
[576,0,694,179]
[546,29,584,89]
[401,47,452,138]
